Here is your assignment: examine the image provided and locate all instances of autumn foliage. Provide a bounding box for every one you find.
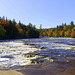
[39,21,75,38]
[71,27,75,38]
[0,16,39,39]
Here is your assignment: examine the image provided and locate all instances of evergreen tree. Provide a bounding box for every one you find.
[70,21,74,25]
[0,25,6,39]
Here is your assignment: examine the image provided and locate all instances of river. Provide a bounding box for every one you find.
[0,37,75,70]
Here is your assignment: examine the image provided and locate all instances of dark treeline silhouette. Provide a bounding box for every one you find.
[0,16,39,39]
[38,21,75,38]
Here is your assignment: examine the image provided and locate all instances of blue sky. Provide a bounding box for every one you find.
[0,0,75,28]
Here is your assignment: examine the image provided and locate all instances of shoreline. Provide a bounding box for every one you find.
[0,61,75,75]
[0,70,23,75]
[17,60,75,75]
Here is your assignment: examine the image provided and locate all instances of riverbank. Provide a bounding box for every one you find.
[17,58,75,75]
[0,70,23,75]
[0,61,75,75]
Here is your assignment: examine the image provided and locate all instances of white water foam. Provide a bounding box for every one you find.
[0,41,40,67]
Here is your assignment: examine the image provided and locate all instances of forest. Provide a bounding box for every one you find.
[39,21,75,38]
[0,16,75,39]
[0,16,39,39]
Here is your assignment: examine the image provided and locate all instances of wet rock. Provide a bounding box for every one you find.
[40,47,47,49]
[31,57,44,64]
[41,55,49,57]
[51,57,58,60]
[35,46,39,48]
[30,44,35,46]
[34,53,40,56]
[63,54,68,57]
[23,53,35,58]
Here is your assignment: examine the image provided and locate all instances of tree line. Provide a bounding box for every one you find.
[0,16,39,39]
[38,21,75,38]
[0,16,75,39]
